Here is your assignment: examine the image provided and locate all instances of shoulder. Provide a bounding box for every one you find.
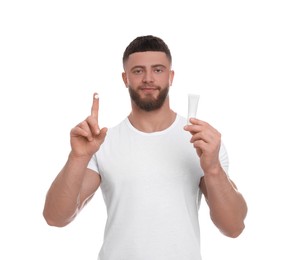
[106,118,128,136]
[172,114,189,137]
[176,114,188,127]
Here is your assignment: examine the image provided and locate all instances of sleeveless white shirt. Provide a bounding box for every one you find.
[88,114,229,260]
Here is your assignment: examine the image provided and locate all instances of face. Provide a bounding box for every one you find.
[122,51,174,111]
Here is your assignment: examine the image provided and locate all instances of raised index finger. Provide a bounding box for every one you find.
[91,93,99,120]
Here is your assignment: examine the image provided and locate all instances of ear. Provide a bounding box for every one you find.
[169,70,175,86]
[122,72,128,87]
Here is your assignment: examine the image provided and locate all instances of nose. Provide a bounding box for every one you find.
[142,71,154,83]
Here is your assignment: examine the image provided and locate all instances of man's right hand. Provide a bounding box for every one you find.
[70,93,107,158]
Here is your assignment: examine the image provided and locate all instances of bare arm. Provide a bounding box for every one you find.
[43,156,100,227]
[184,118,247,238]
[43,93,107,227]
[200,170,247,237]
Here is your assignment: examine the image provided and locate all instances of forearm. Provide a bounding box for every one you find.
[43,152,91,227]
[202,168,248,238]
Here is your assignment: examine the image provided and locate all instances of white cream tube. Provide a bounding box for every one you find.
[187,94,200,124]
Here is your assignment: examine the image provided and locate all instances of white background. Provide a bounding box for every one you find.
[1,0,299,259]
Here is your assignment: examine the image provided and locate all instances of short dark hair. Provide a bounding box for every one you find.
[122,35,172,66]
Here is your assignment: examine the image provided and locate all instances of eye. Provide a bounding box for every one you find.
[154,67,164,73]
[132,68,143,74]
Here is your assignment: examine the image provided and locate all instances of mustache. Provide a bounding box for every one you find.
[139,84,160,90]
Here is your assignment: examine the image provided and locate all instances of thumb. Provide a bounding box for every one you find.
[96,127,108,144]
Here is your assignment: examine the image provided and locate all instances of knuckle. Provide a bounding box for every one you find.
[79,121,87,128]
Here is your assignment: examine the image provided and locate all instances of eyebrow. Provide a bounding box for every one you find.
[130,64,167,70]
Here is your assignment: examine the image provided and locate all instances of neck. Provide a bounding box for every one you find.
[128,98,176,133]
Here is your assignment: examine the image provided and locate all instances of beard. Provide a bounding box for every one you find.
[128,85,169,112]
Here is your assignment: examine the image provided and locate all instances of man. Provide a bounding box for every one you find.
[43,35,247,260]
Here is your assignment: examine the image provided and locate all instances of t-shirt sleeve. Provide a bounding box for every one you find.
[87,154,100,174]
[219,142,229,174]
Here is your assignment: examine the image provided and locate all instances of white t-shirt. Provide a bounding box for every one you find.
[88,114,229,260]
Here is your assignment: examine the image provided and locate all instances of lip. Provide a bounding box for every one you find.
[140,87,158,94]
[140,86,158,91]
